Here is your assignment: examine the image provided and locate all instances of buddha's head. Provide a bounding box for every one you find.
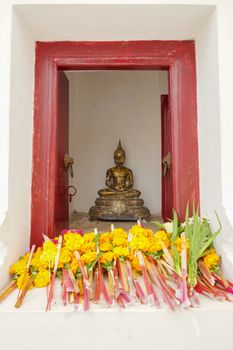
[114,140,126,165]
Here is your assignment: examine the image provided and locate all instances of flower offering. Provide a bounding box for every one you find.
[1,208,232,311]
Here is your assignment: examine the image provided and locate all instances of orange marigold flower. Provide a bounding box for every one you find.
[203,249,220,269]
[70,258,79,274]
[80,241,96,254]
[34,270,51,288]
[40,241,58,264]
[64,233,84,251]
[128,253,141,272]
[147,237,163,253]
[130,235,150,252]
[58,248,72,268]
[100,252,115,264]
[113,246,129,258]
[83,232,96,242]
[130,225,147,236]
[9,258,27,276]
[99,242,113,252]
[30,248,48,271]
[112,228,128,247]
[80,251,98,265]
[99,232,113,244]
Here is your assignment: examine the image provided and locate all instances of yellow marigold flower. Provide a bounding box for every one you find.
[112,229,128,247]
[155,230,170,248]
[113,236,128,247]
[70,258,79,274]
[112,228,127,236]
[80,241,96,254]
[131,256,141,272]
[9,258,27,276]
[174,237,189,254]
[147,237,163,253]
[130,235,150,252]
[99,232,113,244]
[32,247,43,258]
[83,232,95,242]
[40,241,58,265]
[64,233,84,251]
[155,230,169,241]
[113,246,129,258]
[58,248,71,268]
[80,251,98,265]
[99,242,113,252]
[144,228,154,239]
[16,273,33,290]
[30,247,48,271]
[203,249,220,269]
[100,252,115,264]
[130,225,147,236]
[34,270,51,288]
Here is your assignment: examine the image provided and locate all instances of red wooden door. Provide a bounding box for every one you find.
[161,94,173,221]
[54,71,69,234]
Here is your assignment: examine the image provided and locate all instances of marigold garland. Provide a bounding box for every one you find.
[1,209,233,311]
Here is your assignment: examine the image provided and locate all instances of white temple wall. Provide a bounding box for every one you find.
[0,8,34,287]
[67,71,168,215]
[1,2,233,288]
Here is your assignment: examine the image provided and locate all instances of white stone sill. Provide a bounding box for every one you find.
[1,284,233,313]
[1,287,233,350]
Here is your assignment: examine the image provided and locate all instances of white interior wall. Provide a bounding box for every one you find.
[1,3,233,288]
[67,71,168,215]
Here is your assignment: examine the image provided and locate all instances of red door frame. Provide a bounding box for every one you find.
[31,41,199,246]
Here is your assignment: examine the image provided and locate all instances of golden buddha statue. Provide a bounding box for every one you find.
[98,140,140,198]
[89,141,151,221]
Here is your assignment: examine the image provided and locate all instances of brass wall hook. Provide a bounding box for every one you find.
[64,153,74,177]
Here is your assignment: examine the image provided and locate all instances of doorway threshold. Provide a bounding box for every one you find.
[69,212,161,233]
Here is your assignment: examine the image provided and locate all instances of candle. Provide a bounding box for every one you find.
[94,228,99,253]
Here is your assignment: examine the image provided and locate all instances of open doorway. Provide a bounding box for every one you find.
[64,70,168,231]
[31,41,199,246]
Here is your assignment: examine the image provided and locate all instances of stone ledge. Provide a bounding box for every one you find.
[0,288,233,350]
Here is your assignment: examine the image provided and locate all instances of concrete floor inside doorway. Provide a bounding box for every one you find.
[69,212,161,232]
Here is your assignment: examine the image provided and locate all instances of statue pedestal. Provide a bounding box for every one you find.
[89,196,150,221]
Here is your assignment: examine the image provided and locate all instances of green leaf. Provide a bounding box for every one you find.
[93,233,101,243]
[171,210,179,242]
[150,221,165,230]
[87,252,102,273]
[145,250,163,260]
[64,263,70,271]
[100,261,113,270]
[185,207,222,289]
[76,270,82,279]
[171,245,181,276]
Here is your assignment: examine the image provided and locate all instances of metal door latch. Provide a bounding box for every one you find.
[64,153,74,177]
[162,152,171,176]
